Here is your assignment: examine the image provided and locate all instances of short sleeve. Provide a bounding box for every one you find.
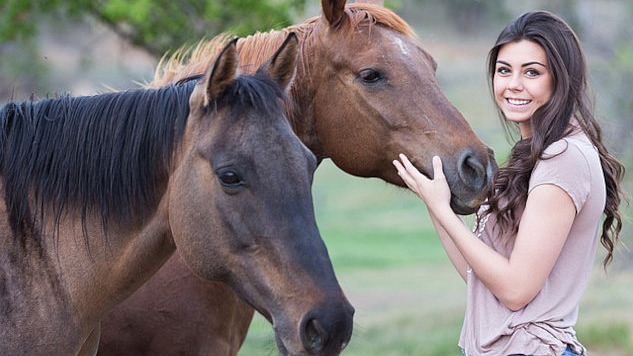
[529,139,591,213]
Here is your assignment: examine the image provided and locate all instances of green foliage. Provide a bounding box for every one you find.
[0,0,36,41]
[0,40,50,100]
[0,0,306,56]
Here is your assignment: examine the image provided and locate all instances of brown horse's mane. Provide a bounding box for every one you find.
[151,4,416,87]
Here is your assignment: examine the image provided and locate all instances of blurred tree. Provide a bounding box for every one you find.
[0,0,306,57]
[593,38,633,161]
[414,0,509,34]
[0,41,49,100]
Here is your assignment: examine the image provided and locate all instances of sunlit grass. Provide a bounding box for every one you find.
[239,161,468,356]
[238,160,633,356]
[577,323,632,355]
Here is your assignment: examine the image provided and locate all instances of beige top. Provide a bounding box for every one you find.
[459,131,606,356]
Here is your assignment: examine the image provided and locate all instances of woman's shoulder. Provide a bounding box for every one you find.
[542,132,595,164]
[532,132,600,211]
[535,136,590,181]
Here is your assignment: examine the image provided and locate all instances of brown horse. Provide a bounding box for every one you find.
[0,34,353,356]
[99,0,496,355]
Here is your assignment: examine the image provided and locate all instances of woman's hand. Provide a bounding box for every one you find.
[392,154,452,215]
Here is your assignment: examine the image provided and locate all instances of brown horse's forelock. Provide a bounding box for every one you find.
[0,81,195,251]
[344,3,416,38]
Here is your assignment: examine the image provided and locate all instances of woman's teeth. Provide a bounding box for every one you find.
[508,98,531,105]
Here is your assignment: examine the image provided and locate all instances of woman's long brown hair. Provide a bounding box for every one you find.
[482,11,625,267]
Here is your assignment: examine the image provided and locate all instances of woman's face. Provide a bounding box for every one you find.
[493,39,553,138]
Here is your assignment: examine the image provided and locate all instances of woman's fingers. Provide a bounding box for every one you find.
[393,160,417,190]
[398,153,417,174]
[398,154,428,181]
[432,155,445,180]
[393,154,452,212]
[392,159,405,174]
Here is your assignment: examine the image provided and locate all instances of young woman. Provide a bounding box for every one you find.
[393,11,625,356]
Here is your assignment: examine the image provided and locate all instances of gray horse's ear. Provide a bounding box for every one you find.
[258,32,298,92]
[202,37,239,106]
[321,0,348,28]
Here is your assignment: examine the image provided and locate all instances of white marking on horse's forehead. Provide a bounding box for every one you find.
[392,37,410,58]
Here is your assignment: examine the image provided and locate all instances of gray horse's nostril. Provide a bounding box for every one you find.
[302,318,327,354]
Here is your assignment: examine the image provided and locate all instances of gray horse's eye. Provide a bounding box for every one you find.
[218,170,243,188]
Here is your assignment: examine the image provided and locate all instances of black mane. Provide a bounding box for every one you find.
[0,81,195,243]
[0,71,287,249]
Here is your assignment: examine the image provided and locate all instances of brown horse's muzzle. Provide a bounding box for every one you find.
[449,146,496,215]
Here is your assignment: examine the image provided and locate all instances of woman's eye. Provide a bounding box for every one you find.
[358,69,384,84]
[525,68,540,77]
[496,67,510,75]
[218,170,243,187]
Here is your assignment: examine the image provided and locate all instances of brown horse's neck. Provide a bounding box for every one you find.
[236,21,328,162]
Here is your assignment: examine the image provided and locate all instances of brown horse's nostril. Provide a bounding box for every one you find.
[302,318,327,354]
[457,149,488,191]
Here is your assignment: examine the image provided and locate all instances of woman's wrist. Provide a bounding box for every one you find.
[431,203,458,226]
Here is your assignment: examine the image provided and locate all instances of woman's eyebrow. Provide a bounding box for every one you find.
[495,60,547,68]
[497,59,547,68]
[521,61,547,68]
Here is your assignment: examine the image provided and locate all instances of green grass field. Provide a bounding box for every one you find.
[238,160,633,356]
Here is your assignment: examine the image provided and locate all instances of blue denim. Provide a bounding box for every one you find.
[560,346,583,356]
[461,346,582,356]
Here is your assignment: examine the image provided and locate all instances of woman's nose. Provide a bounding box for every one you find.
[507,74,523,91]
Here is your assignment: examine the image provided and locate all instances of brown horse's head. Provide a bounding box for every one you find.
[168,35,353,355]
[306,0,495,214]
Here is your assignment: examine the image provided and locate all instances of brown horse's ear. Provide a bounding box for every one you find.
[356,0,383,5]
[258,32,298,91]
[201,37,239,107]
[321,0,348,28]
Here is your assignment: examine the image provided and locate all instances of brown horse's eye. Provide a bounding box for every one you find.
[358,69,384,85]
[217,170,244,188]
